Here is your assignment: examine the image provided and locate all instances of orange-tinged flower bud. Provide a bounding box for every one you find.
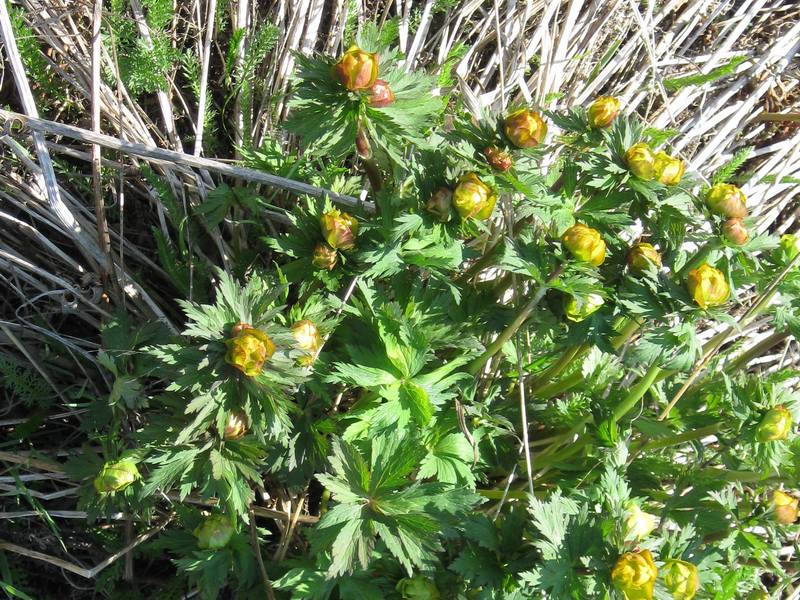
[562,223,606,266]
[653,151,685,185]
[773,490,799,524]
[223,410,248,440]
[756,405,793,442]
[504,108,547,148]
[564,293,604,322]
[623,501,658,541]
[627,243,662,274]
[321,209,359,251]
[780,234,800,260]
[723,219,749,246]
[612,550,658,600]
[94,459,140,493]
[686,264,729,309]
[291,319,322,352]
[225,324,276,377]
[706,184,747,219]
[426,187,453,222]
[663,560,699,600]
[624,143,656,180]
[453,172,497,221]
[368,79,395,108]
[332,45,378,91]
[194,514,235,550]
[312,243,338,271]
[482,146,513,171]
[588,96,621,128]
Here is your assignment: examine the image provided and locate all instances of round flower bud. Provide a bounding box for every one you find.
[747,589,769,600]
[504,108,547,148]
[426,187,453,222]
[355,126,371,158]
[223,410,248,440]
[780,234,800,260]
[622,501,658,541]
[396,575,440,600]
[482,146,513,172]
[562,223,607,266]
[321,209,359,251]
[332,45,378,91]
[627,243,662,275]
[624,143,656,180]
[722,219,749,246]
[224,324,276,377]
[588,96,621,128]
[772,490,799,525]
[312,243,338,271]
[706,184,747,219]
[194,514,235,550]
[612,550,658,600]
[291,319,322,353]
[368,79,395,108]
[564,293,604,322]
[653,151,685,185]
[686,264,729,309]
[755,405,793,442]
[94,459,140,494]
[453,172,497,221]
[663,560,700,600]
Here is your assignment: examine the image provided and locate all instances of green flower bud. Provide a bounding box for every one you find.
[564,293,604,322]
[663,560,699,600]
[225,324,276,377]
[223,410,248,440]
[627,243,662,274]
[453,172,497,221]
[755,405,793,442]
[562,223,607,266]
[194,514,235,550]
[747,589,769,600]
[426,187,453,222]
[321,209,359,251]
[722,218,749,245]
[368,79,395,108]
[622,501,657,541]
[504,108,547,148]
[312,243,338,271]
[686,264,729,309]
[772,490,799,525]
[706,183,747,219]
[291,319,322,353]
[653,151,685,185]
[588,96,621,128]
[482,146,513,171]
[624,143,656,180]
[396,575,440,600]
[612,550,658,600]
[94,459,140,494]
[332,45,378,91]
[780,234,800,260]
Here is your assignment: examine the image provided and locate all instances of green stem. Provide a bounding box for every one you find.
[640,422,722,452]
[676,239,719,276]
[363,157,383,194]
[723,330,788,374]
[612,362,662,423]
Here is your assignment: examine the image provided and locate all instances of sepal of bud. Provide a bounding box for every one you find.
[772,490,799,525]
[332,46,378,91]
[722,219,749,245]
[622,501,658,541]
[562,223,607,266]
[453,173,497,221]
[663,560,699,600]
[482,146,513,171]
[312,243,338,271]
[588,96,621,128]
[612,550,658,600]
[321,209,359,251]
[564,293,604,322]
[504,108,547,148]
[706,184,747,219]
[368,79,395,107]
[426,187,453,222]
[624,143,656,180]
[225,324,276,377]
[223,410,248,440]
[194,514,235,550]
[94,459,140,493]
[653,151,685,185]
[291,320,322,353]
[396,575,441,600]
[627,243,662,274]
[755,405,793,442]
[686,264,729,309]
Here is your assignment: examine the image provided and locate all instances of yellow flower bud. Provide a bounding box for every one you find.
[562,223,606,266]
[722,218,749,246]
[686,264,729,309]
[291,319,322,352]
[223,410,248,440]
[588,96,621,128]
[453,172,497,221]
[612,550,658,600]
[624,143,656,180]
[194,514,235,550]
[772,490,799,525]
[623,501,658,541]
[224,324,276,377]
[321,209,359,251]
[663,560,699,600]
[426,187,453,222]
[627,243,662,275]
[564,293,604,322]
[706,184,747,219]
[504,108,547,148]
[780,234,800,260]
[653,151,685,185]
[94,459,140,494]
[756,405,793,442]
[332,45,378,91]
[312,243,338,271]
